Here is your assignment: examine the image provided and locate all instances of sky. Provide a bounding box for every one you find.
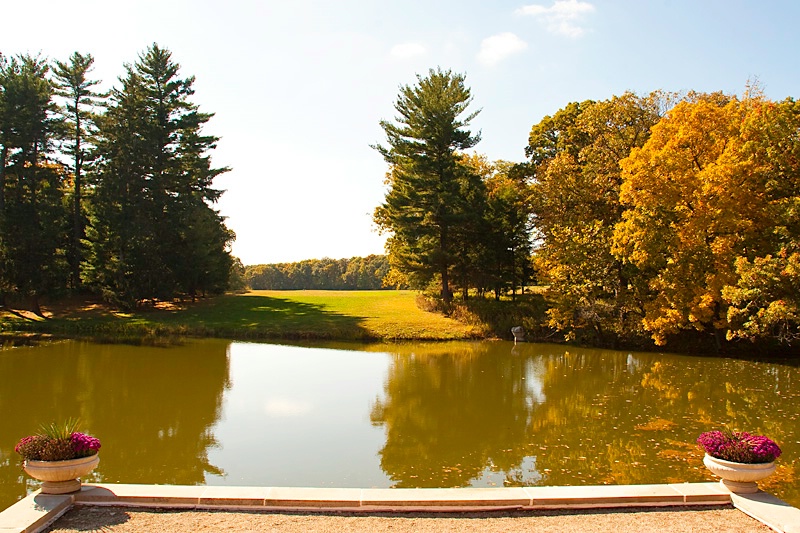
[3,0,800,265]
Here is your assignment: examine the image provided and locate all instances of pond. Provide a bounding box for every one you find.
[1,339,798,511]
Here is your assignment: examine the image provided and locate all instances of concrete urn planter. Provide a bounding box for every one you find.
[23,454,100,494]
[703,454,775,493]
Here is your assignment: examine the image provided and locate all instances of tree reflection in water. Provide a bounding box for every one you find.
[0,339,230,508]
[1,339,797,511]
[369,342,798,505]
[370,342,541,487]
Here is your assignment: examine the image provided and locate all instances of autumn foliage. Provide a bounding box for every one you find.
[529,89,800,349]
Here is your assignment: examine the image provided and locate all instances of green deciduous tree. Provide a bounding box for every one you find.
[245,255,391,290]
[374,68,481,303]
[460,154,533,300]
[724,251,800,344]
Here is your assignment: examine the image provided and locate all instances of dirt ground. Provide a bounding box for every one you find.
[45,505,772,532]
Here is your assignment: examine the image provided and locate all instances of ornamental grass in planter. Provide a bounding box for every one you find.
[15,419,101,494]
[697,429,781,493]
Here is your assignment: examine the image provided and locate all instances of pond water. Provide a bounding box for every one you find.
[1,339,798,511]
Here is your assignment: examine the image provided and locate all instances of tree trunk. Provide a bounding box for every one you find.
[713,327,723,354]
[30,295,43,318]
[72,108,83,289]
[439,224,451,303]
[441,266,451,303]
[0,144,7,215]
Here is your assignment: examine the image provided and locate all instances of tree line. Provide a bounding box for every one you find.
[375,70,800,349]
[245,255,392,290]
[0,44,234,312]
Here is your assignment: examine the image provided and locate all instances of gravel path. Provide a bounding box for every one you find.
[45,505,772,532]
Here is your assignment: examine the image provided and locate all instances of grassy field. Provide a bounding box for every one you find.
[0,290,487,343]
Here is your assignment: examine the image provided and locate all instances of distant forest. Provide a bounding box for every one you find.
[245,255,392,290]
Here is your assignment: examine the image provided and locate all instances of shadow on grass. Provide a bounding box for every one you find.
[57,294,375,342]
[169,294,371,337]
[6,294,373,343]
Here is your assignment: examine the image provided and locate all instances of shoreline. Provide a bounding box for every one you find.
[2,290,799,357]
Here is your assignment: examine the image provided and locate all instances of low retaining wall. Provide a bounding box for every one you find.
[1,482,798,533]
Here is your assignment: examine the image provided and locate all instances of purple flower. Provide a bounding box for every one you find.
[71,432,102,454]
[15,431,101,461]
[697,429,781,463]
[14,436,37,454]
[747,435,782,462]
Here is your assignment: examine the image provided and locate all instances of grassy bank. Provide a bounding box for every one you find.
[0,290,490,343]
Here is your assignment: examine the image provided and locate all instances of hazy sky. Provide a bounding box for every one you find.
[3,0,799,265]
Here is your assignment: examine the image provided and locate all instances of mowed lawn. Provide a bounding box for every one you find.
[14,290,484,341]
[246,290,481,340]
[194,290,482,340]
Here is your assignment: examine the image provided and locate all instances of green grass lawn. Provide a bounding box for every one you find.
[1,290,486,342]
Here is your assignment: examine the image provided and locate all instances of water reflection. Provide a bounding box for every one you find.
[0,340,230,506]
[528,345,799,495]
[204,342,388,488]
[367,342,799,503]
[369,342,540,487]
[1,339,798,512]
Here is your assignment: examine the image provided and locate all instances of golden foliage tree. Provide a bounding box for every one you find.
[614,92,800,346]
[528,92,665,343]
[722,98,800,344]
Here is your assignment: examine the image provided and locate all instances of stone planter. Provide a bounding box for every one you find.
[703,454,775,493]
[23,454,100,494]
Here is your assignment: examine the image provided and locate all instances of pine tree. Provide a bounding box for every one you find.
[87,44,231,308]
[52,52,104,290]
[373,68,481,302]
[0,55,69,314]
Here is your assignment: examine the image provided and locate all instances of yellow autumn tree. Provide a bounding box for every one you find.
[722,98,800,344]
[614,92,800,346]
[527,92,666,343]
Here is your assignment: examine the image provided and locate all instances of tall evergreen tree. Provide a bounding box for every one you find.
[0,54,8,301]
[373,68,481,302]
[52,52,104,290]
[0,53,7,220]
[87,44,231,308]
[0,55,69,313]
